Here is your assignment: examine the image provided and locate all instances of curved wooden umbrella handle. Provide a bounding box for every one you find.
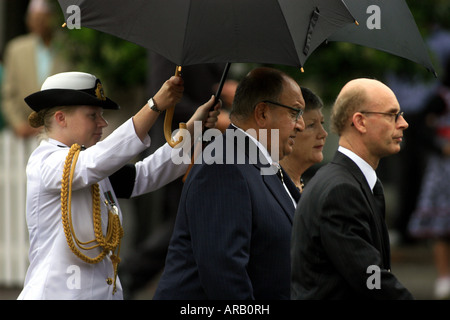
[164,66,186,147]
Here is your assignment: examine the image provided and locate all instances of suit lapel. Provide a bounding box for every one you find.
[229,125,295,223]
[332,152,377,215]
[262,173,295,223]
[332,151,391,269]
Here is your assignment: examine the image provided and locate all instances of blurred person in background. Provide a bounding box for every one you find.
[0,0,72,287]
[408,56,450,300]
[388,25,450,246]
[0,59,5,130]
[2,0,71,138]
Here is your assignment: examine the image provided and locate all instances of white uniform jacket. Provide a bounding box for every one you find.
[18,119,188,300]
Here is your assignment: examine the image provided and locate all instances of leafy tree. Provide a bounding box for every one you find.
[60,28,147,90]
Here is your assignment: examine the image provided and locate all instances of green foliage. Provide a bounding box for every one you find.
[61,28,147,90]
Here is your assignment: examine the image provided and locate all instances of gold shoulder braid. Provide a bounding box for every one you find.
[61,143,123,294]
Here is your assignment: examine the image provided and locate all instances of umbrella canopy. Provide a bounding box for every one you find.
[57,0,357,148]
[328,0,436,75]
[58,0,356,69]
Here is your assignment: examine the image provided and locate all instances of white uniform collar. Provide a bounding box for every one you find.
[46,138,87,150]
[46,138,68,148]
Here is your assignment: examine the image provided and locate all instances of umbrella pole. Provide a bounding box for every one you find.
[213,62,231,106]
[182,63,231,182]
[164,66,186,147]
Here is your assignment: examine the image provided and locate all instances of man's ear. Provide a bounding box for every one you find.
[351,112,367,133]
[254,102,268,127]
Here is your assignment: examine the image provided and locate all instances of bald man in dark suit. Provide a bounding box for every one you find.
[291,78,413,299]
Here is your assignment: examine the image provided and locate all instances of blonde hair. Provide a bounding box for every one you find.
[28,106,75,131]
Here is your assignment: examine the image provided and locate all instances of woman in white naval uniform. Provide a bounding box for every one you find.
[17,71,220,300]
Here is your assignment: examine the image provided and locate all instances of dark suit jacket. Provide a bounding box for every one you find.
[291,151,413,299]
[154,126,295,299]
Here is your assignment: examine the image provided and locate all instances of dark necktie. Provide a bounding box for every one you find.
[373,178,391,269]
[372,179,385,218]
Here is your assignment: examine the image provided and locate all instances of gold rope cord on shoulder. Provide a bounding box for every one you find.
[61,143,123,294]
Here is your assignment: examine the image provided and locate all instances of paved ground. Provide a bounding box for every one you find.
[0,241,440,300]
[130,240,439,300]
[389,241,437,300]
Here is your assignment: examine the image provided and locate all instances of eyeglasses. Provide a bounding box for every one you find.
[360,110,405,122]
[262,100,304,121]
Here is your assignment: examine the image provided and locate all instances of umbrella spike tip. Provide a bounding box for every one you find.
[300,67,304,73]
[355,20,359,26]
[62,22,67,28]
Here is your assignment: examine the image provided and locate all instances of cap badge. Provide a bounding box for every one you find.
[95,82,106,101]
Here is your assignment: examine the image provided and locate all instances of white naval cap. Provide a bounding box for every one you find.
[25,71,119,112]
[41,72,98,91]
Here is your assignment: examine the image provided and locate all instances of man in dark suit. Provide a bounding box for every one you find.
[291,78,413,299]
[153,67,305,299]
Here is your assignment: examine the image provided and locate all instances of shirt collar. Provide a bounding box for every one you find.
[47,138,86,150]
[230,123,273,166]
[338,146,377,191]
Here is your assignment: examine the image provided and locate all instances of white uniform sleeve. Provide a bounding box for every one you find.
[131,143,190,197]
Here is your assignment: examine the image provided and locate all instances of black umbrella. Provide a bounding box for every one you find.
[59,0,356,68]
[328,0,436,76]
[58,0,356,146]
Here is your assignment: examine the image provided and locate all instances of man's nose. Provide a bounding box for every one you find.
[295,116,305,132]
